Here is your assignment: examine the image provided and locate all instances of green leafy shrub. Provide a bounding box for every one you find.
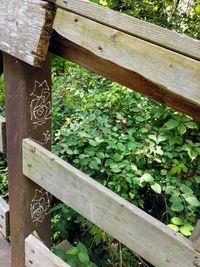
[51,62,200,266]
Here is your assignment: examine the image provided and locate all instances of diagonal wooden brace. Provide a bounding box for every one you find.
[0,0,54,67]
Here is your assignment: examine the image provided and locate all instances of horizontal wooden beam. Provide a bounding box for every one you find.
[0,1,54,67]
[0,197,9,238]
[0,116,6,153]
[23,138,200,267]
[54,0,200,61]
[25,234,71,267]
[50,33,200,121]
[52,10,200,121]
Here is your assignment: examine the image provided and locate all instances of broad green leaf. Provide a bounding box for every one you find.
[180,184,193,194]
[171,202,184,212]
[151,183,161,194]
[180,224,194,236]
[195,176,200,183]
[167,224,179,232]
[165,119,179,130]
[89,139,98,146]
[178,124,186,135]
[66,247,79,255]
[117,143,126,152]
[185,196,200,207]
[171,217,183,226]
[141,173,154,183]
[78,252,90,264]
[195,4,200,14]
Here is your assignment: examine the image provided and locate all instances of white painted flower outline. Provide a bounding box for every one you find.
[30,80,51,128]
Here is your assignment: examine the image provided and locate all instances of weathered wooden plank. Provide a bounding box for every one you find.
[50,34,200,120]
[0,232,11,267]
[0,116,6,153]
[0,52,3,75]
[0,197,9,238]
[53,10,200,119]
[0,0,54,67]
[54,0,200,61]
[4,53,52,267]
[23,138,200,267]
[25,234,71,267]
[190,220,200,253]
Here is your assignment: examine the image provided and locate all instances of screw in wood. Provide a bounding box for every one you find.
[98,46,103,51]
[30,147,36,153]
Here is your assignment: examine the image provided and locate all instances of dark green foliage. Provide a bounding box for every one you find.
[51,61,200,266]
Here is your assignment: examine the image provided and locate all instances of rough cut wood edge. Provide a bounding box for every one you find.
[190,220,200,252]
[0,116,6,153]
[0,52,3,75]
[53,0,200,61]
[0,197,9,238]
[23,138,200,267]
[25,234,71,267]
[0,232,11,267]
[0,1,54,67]
[50,34,200,121]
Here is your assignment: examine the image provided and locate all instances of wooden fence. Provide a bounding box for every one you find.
[0,0,200,267]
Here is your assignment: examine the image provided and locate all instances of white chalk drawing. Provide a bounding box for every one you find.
[30,188,50,224]
[30,80,51,128]
[43,130,51,144]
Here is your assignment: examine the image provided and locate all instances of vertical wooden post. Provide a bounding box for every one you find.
[3,53,52,267]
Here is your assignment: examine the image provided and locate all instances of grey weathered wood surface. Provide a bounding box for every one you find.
[0,232,11,267]
[0,52,3,75]
[25,234,71,267]
[52,10,200,120]
[0,197,9,238]
[0,0,54,67]
[23,138,200,267]
[54,0,200,61]
[190,220,200,252]
[50,35,200,120]
[0,116,6,153]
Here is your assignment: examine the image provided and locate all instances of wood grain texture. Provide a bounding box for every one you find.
[23,138,200,267]
[0,197,9,238]
[53,10,200,115]
[0,0,54,67]
[54,0,200,61]
[0,116,6,153]
[50,33,200,121]
[25,234,71,267]
[0,232,11,267]
[190,220,200,252]
[4,53,52,267]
